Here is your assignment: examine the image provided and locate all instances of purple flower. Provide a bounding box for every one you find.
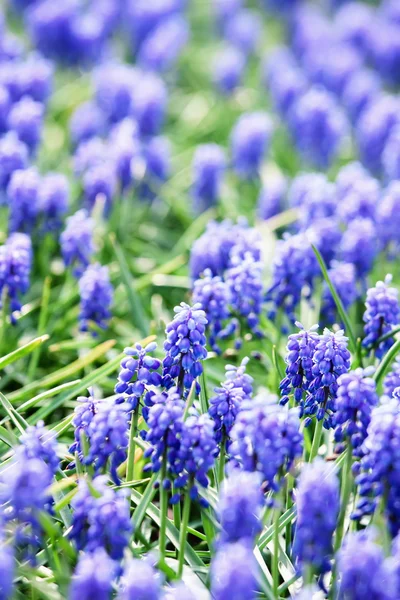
[356,94,400,175]
[289,87,348,169]
[137,16,189,73]
[322,262,358,325]
[370,21,400,87]
[164,583,194,600]
[13,54,54,104]
[334,367,378,456]
[69,101,105,147]
[192,144,226,213]
[19,421,59,475]
[60,209,95,277]
[39,172,69,231]
[224,10,261,56]
[70,477,131,560]
[213,46,246,95]
[280,322,319,410]
[118,557,162,600]
[114,342,162,410]
[79,263,113,333]
[0,538,14,600]
[303,43,362,98]
[363,274,400,358]
[257,172,287,220]
[73,137,108,177]
[0,86,10,133]
[230,396,302,491]
[214,0,243,29]
[69,549,115,600]
[192,270,231,354]
[384,356,400,399]
[83,163,117,217]
[138,135,171,201]
[127,0,184,55]
[131,73,168,137]
[293,459,339,577]
[308,328,351,428]
[209,358,253,443]
[304,217,342,266]
[342,69,381,124]
[337,174,380,224]
[109,124,142,193]
[230,111,273,179]
[211,541,259,600]
[7,96,44,154]
[69,391,101,463]
[85,401,129,484]
[162,302,208,396]
[288,173,336,228]
[218,470,263,544]
[335,3,374,52]
[337,529,396,600]
[383,125,400,182]
[340,217,377,280]
[268,65,307,118]
[0,232,32,320]
[7,167,40,233]
[94,64,137,125]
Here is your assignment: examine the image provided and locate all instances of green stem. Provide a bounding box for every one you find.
[127,409,139,482]
[218,438,226,485]
[159,457,168,562]
[272,498,281,597]
[178,488,192,578]
[172,484,181,530]
[28,276,51,381]
[334,445,353,552]
[309,418,324,462]
[0,292,9,356]
[285,474,294,555]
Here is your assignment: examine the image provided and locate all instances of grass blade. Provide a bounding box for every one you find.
[0,335,49,371]
[374,338,400,389]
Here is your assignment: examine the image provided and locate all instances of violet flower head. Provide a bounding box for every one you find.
[377,182,400,253]
[308,328,351,429]
[70,477,131,560]
[223,9,261,56]
[230,111,273,180]
[85,401,129,484]
[230,396,302,492]
[304,217,342,267]
[383,125,400,182]
[293,459,339,577]
[162,302,208,396]
[334,367,378,457]
[69,548,115,600]
[118,557,162,600]
[192,143,226,214]
[19,421,59,475]
[7,167,40,233]
[280,322,319,411]
[211,541,259,600]
[257,171,287,220]
[78,263,113,333]
[138,135,171,201]
[0,537,14,600]
[337,174,380,224]
[384,356,400,399]
[83,163,117,217]
[7,96,44,154]
[68,390,101,463]
[340,217,378,280]
[338,529,396,600]
[0,232,32,320]
[370,21,400,87]
[289,87,348,169]
[209,357,253,444]
[114,342,162,411]
[94,63,137,124]
[131,72,168,138]
[137,15,189,73]
[192,269,231,354]
[39,172,69,231]
[363,274,400,358]
[69,101,105,147]
[218,470,263,544]
[60,209,95,277]
[342,69,381,124]
[288,172,336,228]
[335,3,374,52]
[322,262,358,326]
[268,65,308,119]
[213,46,246,96]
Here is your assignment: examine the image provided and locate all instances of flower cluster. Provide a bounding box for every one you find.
[114,342,162,411]
[19,421,59,474]
[78,263,113,333]
[68,390,101,465]
[363,275,400,358]
[0,232,32,321]
[60,209,95,277]
[211,540,259,600]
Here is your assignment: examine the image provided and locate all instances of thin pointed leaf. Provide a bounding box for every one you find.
[0,335,49,371]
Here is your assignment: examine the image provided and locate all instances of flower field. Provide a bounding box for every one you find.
[1,0,400,598]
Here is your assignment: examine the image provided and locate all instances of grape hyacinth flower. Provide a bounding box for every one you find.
[213,46,246,95]
[0,86,10,133]
[218,470,263,544]
[334,367,378,457]
[78,263,113,333]
[211,541,259,600]
[363,275,400,359]
[0,232,32,320]
[69,549,115,600]
[225,251,264,342]
[118,557,162,600]
[377,182,400,254]
[83,163,117,217]
[138,135,171,201]
[308,328,351,429]
[164,583,194,600]
[337,529,396,600]
[192,270,231,354]
[268,66,308,119]
[73,137,108,177]
[384,356,400,399]
[0,537,14,600]
[94,63,136,124]
[39,172,69,231]
[342,69,381,124]
[337,175,380,224]
[293,459,339,579]
[68,390,100,464]
[340,218,378,281]
[7,167,40,233]
[305,218,342,267]
[7,96,44,154]
[115,342,162,411]
[85,401,129,484]
[257,171,287,220]
[69,101,105,147]
[209,358,253,444]
[162,302,208,396]
[280,322,319,412]
[289,87,348,169]
[230,396,302,492]
[322,262,358,326]
[70,477,131,560]
[352,400,400,534]
[60,209,95,277]
[192,144,226,214]
[131,73,167,138]
[288,172,336,228]
[383,126,400,182]
[19,421,59,475]
[230,111,273,179]
[224,10,261,56]
[137,15,189,73]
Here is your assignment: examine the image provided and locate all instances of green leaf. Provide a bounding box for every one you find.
[28,276,52,381]
[0,391,28,434]
[0,424,18,447]
[312,244,358,356]
[18,380,81,413]
[111,235,149,337]
[374,338,400,388]
[131,472,158,531]
[0,335,49,371]
[199,370,209,414]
